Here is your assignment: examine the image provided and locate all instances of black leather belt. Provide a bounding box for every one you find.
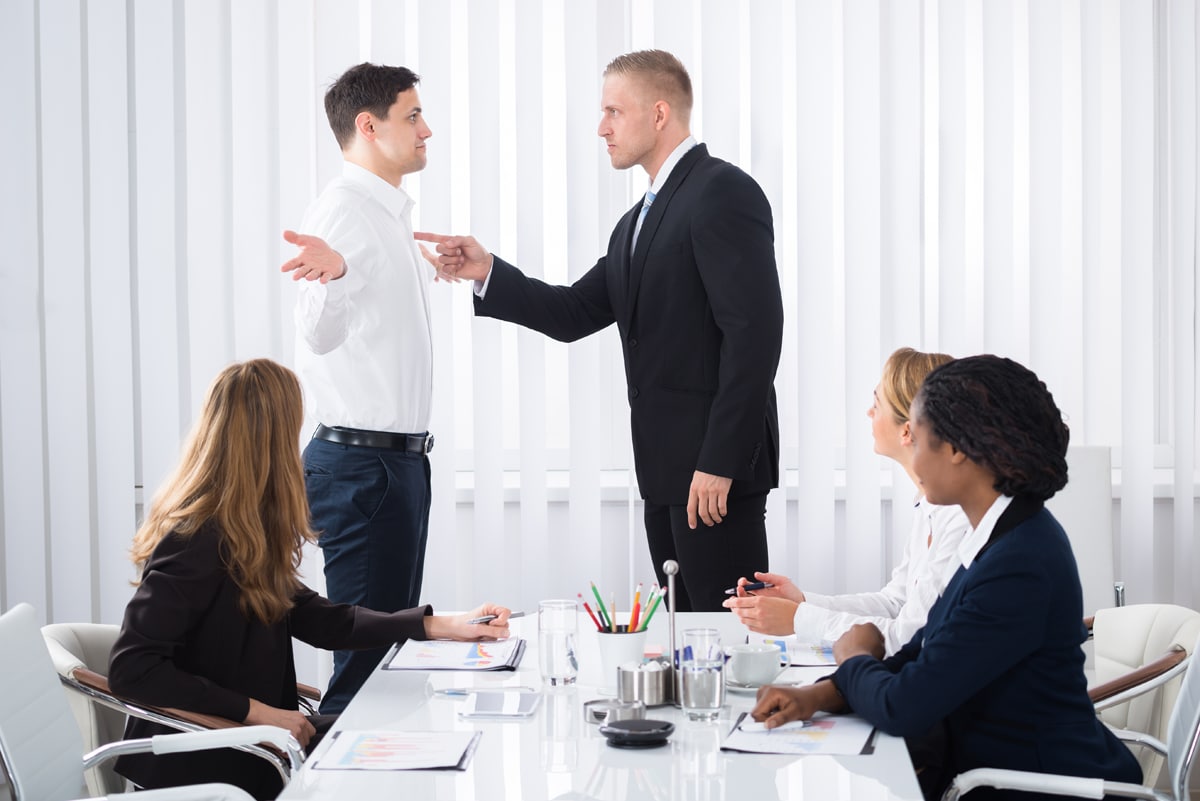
[314,424,434,454]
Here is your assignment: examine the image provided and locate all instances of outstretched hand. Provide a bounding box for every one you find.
[414,232,494,282]
[281,230,346,283]
[424,603,513,641]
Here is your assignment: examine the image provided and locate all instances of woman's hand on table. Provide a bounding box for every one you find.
[750,680,845,729]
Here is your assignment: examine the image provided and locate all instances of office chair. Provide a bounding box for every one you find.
[1086,604,1200,788]
[941,631,1200,800]
[41,621,317,792]
[0,602,294,801]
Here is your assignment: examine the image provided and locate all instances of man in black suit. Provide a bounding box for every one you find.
[419,50,783,611]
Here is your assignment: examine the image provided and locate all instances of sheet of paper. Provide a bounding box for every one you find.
[721,712,875,755]
[384,638,524,670]
[313,730,481,771]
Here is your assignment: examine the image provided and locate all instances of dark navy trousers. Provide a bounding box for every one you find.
[302,436,431,714]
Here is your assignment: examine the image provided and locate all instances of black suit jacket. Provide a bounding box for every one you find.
[109,523,430,796]
[477,144,784,505]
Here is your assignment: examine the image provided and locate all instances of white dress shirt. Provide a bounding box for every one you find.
[294,161,434,434]
[795,496,972,655]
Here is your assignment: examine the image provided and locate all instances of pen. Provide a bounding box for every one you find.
[590,581,612,630]
[723,581,775,595]
[638,586,665,631]
[467,611,527,625]
[579,593,604,631]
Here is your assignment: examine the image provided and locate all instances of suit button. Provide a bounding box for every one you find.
[629,338,638,348]
[630,387,640,399]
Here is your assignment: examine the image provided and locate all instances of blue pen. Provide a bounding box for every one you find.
[724,581,775,595]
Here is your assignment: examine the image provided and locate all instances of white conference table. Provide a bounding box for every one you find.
[278,612,922,800]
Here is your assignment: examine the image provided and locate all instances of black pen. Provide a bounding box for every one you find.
[468,611,527,625]
[723,581,775,595]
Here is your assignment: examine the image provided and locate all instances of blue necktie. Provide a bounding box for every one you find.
[631,190,656,253]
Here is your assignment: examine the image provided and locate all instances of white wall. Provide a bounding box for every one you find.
[1,0,1198,652]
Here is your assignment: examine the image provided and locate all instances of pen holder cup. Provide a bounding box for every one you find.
[617,658,674,707]
[596,627,648,692]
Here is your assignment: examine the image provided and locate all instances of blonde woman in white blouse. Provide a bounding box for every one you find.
[723,347,970,656]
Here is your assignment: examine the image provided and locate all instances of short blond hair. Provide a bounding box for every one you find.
[604,49,693,118]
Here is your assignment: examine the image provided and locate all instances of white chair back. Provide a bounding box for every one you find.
[0,603,90,801]
[1046,446,1117,617]
[42,622,127,796]
[1093,604,1200,787]
[1164,632,1200,801]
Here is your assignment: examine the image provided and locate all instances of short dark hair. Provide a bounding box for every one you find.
[324,63,420,150]
[915,355,1070,501]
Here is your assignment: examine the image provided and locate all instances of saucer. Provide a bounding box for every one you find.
[725,676,789,693]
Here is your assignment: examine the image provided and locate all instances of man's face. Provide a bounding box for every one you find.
[373,88,432,177]
[597,73,658,172]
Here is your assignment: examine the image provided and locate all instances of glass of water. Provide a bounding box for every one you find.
[680,627,724,721]
[538,599,579,686]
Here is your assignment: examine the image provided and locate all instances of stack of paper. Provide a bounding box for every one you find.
[312,730,481,771]
[383,638,526,671]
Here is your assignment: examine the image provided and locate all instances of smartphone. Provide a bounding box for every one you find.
[457,691,542,719]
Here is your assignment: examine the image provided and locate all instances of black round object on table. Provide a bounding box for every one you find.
[598,718,675,748]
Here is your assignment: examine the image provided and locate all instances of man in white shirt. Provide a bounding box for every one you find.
[280,63,437,714]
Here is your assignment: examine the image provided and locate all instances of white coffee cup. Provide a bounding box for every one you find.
[726,643,785,686]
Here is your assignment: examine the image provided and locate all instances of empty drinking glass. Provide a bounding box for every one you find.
[538,599,579,686]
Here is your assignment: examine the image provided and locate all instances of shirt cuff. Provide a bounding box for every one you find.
[473,259,495,298]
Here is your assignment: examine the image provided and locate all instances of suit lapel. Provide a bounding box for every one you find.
[626,144,708,312]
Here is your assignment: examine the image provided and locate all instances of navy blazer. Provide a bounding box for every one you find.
[475,144,784,505]
[109,523,431,796]
[834,498,1141,799]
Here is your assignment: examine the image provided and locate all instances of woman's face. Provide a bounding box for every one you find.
[867,383,906,460]
[908,400,957,505]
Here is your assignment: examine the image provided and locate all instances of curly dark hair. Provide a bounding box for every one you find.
[915,355,1070,501]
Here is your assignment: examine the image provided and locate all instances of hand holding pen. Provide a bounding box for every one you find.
[726,571,804,601]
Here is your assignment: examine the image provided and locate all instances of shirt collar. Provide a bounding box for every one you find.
[956,494,1013,569]
[647,135,698,197]
[342,160,414,221]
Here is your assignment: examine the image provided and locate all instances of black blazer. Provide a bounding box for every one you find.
[477,144,784,505]
[835,499,1142,799]
[109,523,430,796]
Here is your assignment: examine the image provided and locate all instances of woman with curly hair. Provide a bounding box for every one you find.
[109,359,512,798]
[751,355,1141,800]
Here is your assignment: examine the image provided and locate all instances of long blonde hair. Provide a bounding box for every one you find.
[131,359,316,624]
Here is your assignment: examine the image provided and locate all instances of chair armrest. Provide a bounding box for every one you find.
[71,667,244,731]
[63,668,299,782]
[942,768,1156,800]
[67,783,256,801]
[1089,649,1188,709]
[82,726,303,776]
[296,681,322,715]
[297,682,322,702]
[1107,727,1168,757]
